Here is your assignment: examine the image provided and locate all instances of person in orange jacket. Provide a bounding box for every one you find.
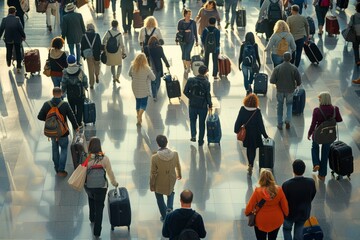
[245,169,289,240]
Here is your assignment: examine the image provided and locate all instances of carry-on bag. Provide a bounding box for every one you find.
[303,216,324,240]
[326,15,340,35]
[108,187,131,231]
[329,141,354,179]
[259,138,275,170]
[236,8,246,27]
[206,112,222,145]
[133,10,143,28]
[292,88,306,115]
[253,73,268,95]
[83,95,96,125]
[24,42,41,74]
[164,73,181,101]
[96,0,105,14]
[307,16,316,35]
[304,41,323,64]
[35,0,48,13]
[218,54,231,77]
[71,129,88,169]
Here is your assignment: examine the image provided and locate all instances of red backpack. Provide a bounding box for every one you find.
[44,101,69,138]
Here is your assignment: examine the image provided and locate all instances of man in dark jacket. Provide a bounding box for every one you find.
[0,6,26,72]
[183,65,212,146]
[37,87,79,177]
[282,159,316,240]
[7,0,26,29]
[137,0,156,20]
[61,2,85,64]
[162,189,206,240]
[121,0,136,34]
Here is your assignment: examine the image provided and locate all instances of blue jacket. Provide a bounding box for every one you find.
[0,14,26,43]
[201,26,220,53]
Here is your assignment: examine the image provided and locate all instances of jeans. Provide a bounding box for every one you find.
[155,192,175,219]
[180,40,194,61]
[291,37,306,67]
[51,76,62,87]
[353,36,360,63]
[255,226,280,240]
[151,70,163,98]
[247,147,256,166]
[225,0,238,26]
[111,0,117,13]
[311,141,331,177]
[271,53,284,68]
[189,107,208,145]
[68,97,84,126]
[5,42,22,68]
[242,64,254,91]
[51,136,69,172]
[121,6,134,32]
[276,92,294,126]
[315,5,329,27]
[204,51,219,77]
[136,97,148,110]
[283,218,306,240]
[84,187,107,237]
[68,43,81,64]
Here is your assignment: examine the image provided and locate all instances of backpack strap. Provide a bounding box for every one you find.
[318,107,328,120]
[108,30,113,38]
[184,212,199,229]
[149,27,156,37]
[84,34,96,49]
[56,101,64,108]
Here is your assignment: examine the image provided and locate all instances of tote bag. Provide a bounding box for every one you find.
[68,155,90,191]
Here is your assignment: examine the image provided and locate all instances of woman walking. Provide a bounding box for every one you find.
[195,0,221,36]
[313,0,331,35]
[348,2,360,68]
[48,37,67,87]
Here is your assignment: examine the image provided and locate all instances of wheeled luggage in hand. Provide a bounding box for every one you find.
[336,0,349,9]
[304,41,323,64]
[292,88,306,115]
[164,74,181,101]
[133,10,143,28]
[218,55,231,77]
[24,48,41,74]
[307,16,316,35]
[108,187,131,231]
[83,97,96,125]
[70,130,88,169]
[191,55,204,76]
[236,8,246,27]
[253,73,268,95]
[259,138,275,170]
[325,16,340,35]
[256,20,267,34]
[206,113,222,145]
[329,141,354,179]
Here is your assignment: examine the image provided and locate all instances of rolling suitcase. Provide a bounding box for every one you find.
[292,88,306,115]
[164,74,181,101]
[133,10,143,28]
[307,16,316,35]
[206,113,222,145]
[218,55,231,77]
[304,41,323,64]
[253,73,268,95]
[108,187,131,231]
[191,54,204,76]
[236,8,246,27]
[336,0,349,9]
[325,16,340,35]
[96,0,104,14]
[259,138,275,170]
[70,130,88,169]
[303,216,324,240]
[329,141,354,179]
[83,97,96,125]
[24,43,41,74]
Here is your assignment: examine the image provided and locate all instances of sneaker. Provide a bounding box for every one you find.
[247,165,253,175]
[285,122,290,129]
[190,137,196,142]
[225,22,230,29]
[277,124,283,130]
[198,141,204,147]
[313,165,320,172]
[214,76,219,80]
[56,171,68,177]
[116,78,120,83]
[352,78,360,84]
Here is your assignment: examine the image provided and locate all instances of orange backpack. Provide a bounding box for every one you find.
[44,101,69,138]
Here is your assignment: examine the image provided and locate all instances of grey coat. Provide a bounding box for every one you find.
[61,11,85,44]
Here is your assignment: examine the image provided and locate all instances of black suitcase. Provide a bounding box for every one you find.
[307,16,316,35]
[206,113,222,145]
[253,73,268,95]
[329,141,354,179]
[304,41,323,64]
[164,75,181,101]
[108,187,131,231]
[236,8,246,27]
[292,88,306,115]
[70,130,87,169]
[83,97,96,125]
[96,0,104,14]
[336,0,349,9]
[259,138,275,170]
[256,20,267,34]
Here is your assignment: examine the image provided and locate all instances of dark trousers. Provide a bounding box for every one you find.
[189,107,208,145]
[85,187,107,237]
[246,147,256,166]
[204,51,219,77]
[266,20,276,40]
[121,7,134,32]
[6,42,22,68]
[255,226,280,240]
[291,37,306,67]
[353,36,360,63]
[68,97,84,126]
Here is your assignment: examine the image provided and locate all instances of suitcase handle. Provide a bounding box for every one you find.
[23,40,31,49]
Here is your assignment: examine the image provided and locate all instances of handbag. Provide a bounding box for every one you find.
[237,110,257,142]
[68,155,90,191]
[100,51,107,64]
[43,60,51,77]
[342,15,357,43]
[247,198,266,227]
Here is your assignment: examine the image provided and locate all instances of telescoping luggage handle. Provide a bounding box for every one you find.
[23,40,31,49]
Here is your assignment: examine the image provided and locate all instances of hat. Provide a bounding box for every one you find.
[67,55,76,66]
[198,65,208,75]
[65,3,76,13]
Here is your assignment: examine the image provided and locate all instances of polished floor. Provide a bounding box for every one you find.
[0,0,360,239]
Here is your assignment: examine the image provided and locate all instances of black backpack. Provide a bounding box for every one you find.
[66,71,84,98]
[177,212,200,240]
[313,107,337,144]
[106,31,121,53]
[242,44,256,67]
[190,80,207,108]
[144,28,156,47]
[268,0,282,22]
[204,28,216,53]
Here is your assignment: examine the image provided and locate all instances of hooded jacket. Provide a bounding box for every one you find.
[61,67,88,99]
[150,148,181,196]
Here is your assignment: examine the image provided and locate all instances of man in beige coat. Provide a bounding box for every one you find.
[150,135,182,222]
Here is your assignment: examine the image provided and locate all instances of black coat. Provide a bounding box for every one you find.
[282,177,316,221]
[0,14,26,43]
[234,107,268,148]
[81,31,102,61]
[183,75,212,109]
[145,44,170,73]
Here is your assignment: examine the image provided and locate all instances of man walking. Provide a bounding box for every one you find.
[0,6,26,73]
[287,4,309,67]
[37,87,79,177]
[282,159,316,240]
[7,0,26,29]
[225,0,238,30]
[183,65,212,146]
[162,189,207,240]
[150,135,182,222]
[270,52,301,130]
[121,0,135,34]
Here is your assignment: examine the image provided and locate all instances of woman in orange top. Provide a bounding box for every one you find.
[245,169,289,240]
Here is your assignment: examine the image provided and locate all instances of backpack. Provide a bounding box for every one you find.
[268,0,282,22]
[144,28,156,47]
[86,156,106,188]
[83,34,96,58]
[66,71,84,98]
[106,31,121,53]
[177,212,200,240]
[242,43,256,67]
[313,107,337,144]
[204,28,216,53]
[276,36,289,56]
[190,80,207,108]
[319,0,331,7]
[44,101,69,138]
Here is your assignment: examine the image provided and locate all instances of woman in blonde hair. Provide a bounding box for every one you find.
[245,169,289,240]
[129,53,156,126]
[138,16,164,50]
[264,20,296,67]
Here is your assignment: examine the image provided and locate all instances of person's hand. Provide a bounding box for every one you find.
[307,135,311,140]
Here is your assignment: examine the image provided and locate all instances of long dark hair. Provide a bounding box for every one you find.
[244,32,255,45]
[88,137,103,154]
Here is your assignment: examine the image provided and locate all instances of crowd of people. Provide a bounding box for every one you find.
[0,0,357,239]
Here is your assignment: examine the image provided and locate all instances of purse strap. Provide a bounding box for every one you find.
[252,198,266,214]
[244,110,257,127]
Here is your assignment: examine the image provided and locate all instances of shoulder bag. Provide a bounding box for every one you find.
[248,198,266,227]
[342,16,357,43]
[68,155,90,191]
[237,110,257,142]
